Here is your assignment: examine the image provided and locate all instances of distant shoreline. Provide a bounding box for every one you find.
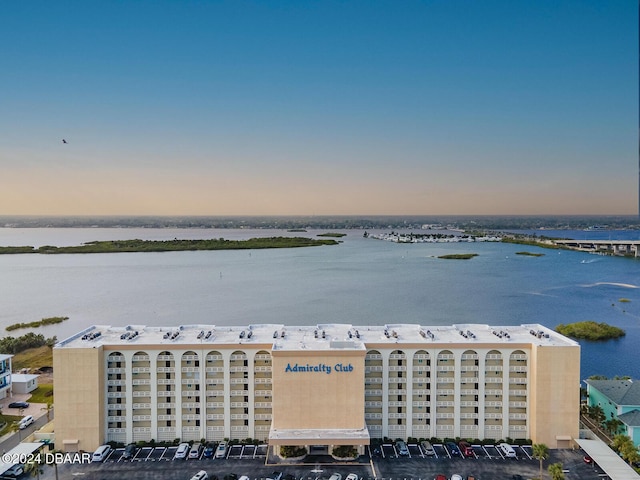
[0,237,338,254]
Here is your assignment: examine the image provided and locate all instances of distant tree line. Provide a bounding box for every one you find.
[0,333,56,354]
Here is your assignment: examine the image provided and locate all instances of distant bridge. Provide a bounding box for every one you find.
[554,239,640,257]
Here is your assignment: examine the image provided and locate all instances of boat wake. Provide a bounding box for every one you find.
[581,282,639,289]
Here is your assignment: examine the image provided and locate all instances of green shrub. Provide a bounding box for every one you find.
[280,445,307,458]
[332,445,357,458]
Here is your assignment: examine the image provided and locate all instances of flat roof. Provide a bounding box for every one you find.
[55,323,578,350]
[575,438,639,480]
[269,427,370,445]
[11,373,39,382]
[0,442,44,474]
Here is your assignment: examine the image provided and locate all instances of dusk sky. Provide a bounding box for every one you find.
[2,1,637,216]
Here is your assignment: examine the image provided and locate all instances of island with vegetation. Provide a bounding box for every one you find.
[0,237,338,255]
[438,253,478,260]
[6,316,69,332]
[515,251,545,257]
[317,232,346,238]
[555,321,625,341]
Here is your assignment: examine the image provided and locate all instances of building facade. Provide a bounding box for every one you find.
[53,323,580,453]
[0,354,12,400]
[585,379,640,447]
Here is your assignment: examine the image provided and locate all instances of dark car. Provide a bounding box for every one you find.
[446,442,461,456]
[8,402,29,409]
[122,444,137,460]
[512,475,525,480]
[203,442,216,458]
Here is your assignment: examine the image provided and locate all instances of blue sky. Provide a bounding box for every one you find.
[1,1,637,215]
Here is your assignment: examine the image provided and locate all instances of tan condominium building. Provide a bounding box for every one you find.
[53,323,580,453]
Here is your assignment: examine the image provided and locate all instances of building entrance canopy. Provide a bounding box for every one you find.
[268,427,370,446]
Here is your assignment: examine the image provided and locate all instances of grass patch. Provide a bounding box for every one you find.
[555,321,625,341]
[0,415,23,436]
[11,346,53,372]
[515,251,545,257]
[28,384,54,404]
[438,253,478,260]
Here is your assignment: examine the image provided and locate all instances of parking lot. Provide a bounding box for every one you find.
[28,441,611,480]
[374,442,534,460]
[103,444,270,463]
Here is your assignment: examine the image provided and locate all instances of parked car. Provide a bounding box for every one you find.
[189,471,208,480]
[328,475,342,480]
[122,443,138,460]
[345,474,359,480]
[8,402,29,409]
[458,440,474,457]
[451,475,463,480]
[18,415,34,429]
[421,440,436,456]
[434,475,447,480]
[215,441,227,459]
[203,442,216,458]
[396,440,409,456]
[497,442,517,458]
[188,443,202,459]
[175,442,190,459]
[91,445,112,462]
[512,475,525,480]
[3,464,24,477]
[583,455,593,464]
[446,442,461,456]
[266,472,283,480]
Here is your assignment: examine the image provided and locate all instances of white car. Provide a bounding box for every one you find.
[4,464,24,477]
[451,475,463,480]
[189,471,208,480]
[345,474,359,480]
[328,474,342,480]
[175,442,190,459]
[215,441,227,459]
[18,415,34,430]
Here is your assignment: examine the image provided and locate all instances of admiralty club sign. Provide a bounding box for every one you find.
[284,362,354,374]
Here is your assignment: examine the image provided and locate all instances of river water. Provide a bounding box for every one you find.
[0,227,638,380]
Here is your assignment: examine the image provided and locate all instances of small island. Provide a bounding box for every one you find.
[555,321,625,341]
[6,316,69,332]
[317,232,346,238]
[0,237,338,255]
[515,251,545,257]
[438,253,478,260]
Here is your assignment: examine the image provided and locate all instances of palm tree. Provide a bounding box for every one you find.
[532,443,549,480]
[548,462,565,480]
[45,449,60,480]
[41,402,53,422]
[24,458,43,480]
[9,421,21,441]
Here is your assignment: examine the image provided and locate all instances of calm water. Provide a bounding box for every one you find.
[0,227,638,380]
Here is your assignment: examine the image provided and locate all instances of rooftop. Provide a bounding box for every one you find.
[585,379,640,406]
[55,323,578,350]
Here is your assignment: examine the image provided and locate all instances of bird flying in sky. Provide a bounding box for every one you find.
[62,139,67,144]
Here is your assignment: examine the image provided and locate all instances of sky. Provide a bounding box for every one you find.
[1,0,637,216]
